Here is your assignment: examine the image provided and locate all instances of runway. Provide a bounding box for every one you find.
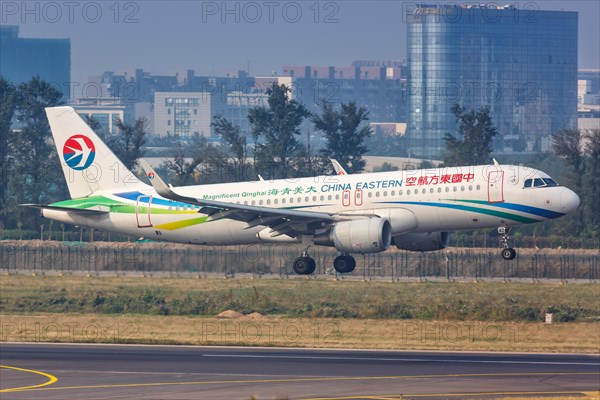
[1,343,598,399]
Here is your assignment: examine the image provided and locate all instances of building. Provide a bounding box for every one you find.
[0,25,71,100]
[281,62,407,123]
[154,92,213,137]
[578,69,600,105]
[71,99,126,136]
[406,4,578,157]
[95,66,405,139]
[153,87,271,138]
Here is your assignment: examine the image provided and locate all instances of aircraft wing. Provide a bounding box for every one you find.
[139,160,340,238]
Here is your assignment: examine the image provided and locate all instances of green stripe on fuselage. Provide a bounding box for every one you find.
[51,196,197,214]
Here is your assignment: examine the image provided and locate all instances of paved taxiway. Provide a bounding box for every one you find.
[1,343,598,399]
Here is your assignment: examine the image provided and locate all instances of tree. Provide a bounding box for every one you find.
[248,83,310,178]
[582,129,600,238]
[366,129,408,157]
[313,101,373,173]
[551,129,585,189]
[0,76,17,229]
[551,128,586,236]
[113,117,149,171]
[372,162,399,173]
[212,114,247,164]
[84,115,103,137]
[443,104,497,166]
[12,76,64,229]
[162,133,206,186]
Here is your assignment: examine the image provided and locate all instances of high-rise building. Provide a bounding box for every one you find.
[282,62,407,123]
[406,4,578,157]
[0,26,71,100]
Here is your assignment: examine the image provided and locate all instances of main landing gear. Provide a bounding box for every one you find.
[498,226,517,260]
[333,254,356,274]
[292,251,357,275]
[293,251,316,275]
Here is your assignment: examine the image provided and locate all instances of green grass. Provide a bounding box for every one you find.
[1,275,599,323]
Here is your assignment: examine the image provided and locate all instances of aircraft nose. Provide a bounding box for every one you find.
[561,188,580,214]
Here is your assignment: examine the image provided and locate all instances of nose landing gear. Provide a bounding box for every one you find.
[499,226,517,260]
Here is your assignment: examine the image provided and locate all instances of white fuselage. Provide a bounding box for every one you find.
[43,165,580,248]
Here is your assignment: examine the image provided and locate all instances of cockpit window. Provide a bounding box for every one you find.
[533,178,545,187]
[524,177,560,188]
[542,178,559,186]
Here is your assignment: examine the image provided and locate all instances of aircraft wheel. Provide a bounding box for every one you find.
[293,256,316,275]
[501,248,517,260]
[334,255,356,273]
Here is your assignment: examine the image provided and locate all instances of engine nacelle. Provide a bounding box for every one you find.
[392,232,450,252]
[314,217,392,254]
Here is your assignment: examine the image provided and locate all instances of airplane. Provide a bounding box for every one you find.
[24,106,581,275]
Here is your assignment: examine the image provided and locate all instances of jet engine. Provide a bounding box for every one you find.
[392,232,450,252]
[314,217,392,254]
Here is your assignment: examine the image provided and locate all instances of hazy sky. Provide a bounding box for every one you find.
[4,0,599,91]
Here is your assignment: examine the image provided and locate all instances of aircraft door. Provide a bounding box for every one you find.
[136,195,153,227]
[488,171,504,203]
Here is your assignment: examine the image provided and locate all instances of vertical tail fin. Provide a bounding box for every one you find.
[46,106,148,199]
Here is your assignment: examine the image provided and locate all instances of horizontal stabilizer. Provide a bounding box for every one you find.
[20,204,109,215]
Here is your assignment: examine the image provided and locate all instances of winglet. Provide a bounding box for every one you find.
[493,158,499,166]
[139,159,176,199]
[330,159,347,175]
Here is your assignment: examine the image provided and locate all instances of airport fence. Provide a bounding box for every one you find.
[0,240,598,282]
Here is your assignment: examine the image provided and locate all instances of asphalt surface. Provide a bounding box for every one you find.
[1,343,598,399]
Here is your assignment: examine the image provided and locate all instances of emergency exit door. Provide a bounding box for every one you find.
[488,171,504,203]
[136,195,153,227]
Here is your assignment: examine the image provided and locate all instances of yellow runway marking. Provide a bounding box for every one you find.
[0,365,58,393]
[5,371,598,393]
